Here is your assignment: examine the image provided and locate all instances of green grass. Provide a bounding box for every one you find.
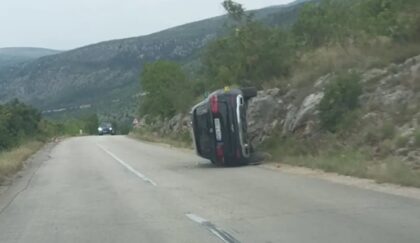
[129,128,193,149]
[281,152,369,177]
[0,140,44,184]
[371,158,420,188]
[278,153,420,188]
[263,133,420,188]
[281,41,420,90]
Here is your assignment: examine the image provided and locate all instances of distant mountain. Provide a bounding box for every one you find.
[0,47,61,68]
[0,1,310,120]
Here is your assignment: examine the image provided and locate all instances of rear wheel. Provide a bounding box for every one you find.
[241,87,257,100]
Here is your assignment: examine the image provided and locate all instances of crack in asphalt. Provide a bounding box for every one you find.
[0,144,54,216]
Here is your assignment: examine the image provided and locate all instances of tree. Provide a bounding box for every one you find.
[139,61,193,118]
[82,114,99,135]
[0,100,42,151]
[222,0,246,22]
[201,1,295,88]
[293,0,357,48]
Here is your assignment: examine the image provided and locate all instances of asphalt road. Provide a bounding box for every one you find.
[1,136,420,243]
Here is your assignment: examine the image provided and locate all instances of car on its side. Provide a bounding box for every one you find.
[98,122,115,135]
[190,87,257,166]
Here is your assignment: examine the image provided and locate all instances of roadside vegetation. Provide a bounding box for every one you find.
[138,0,420,118]
[0,140,44,184]
[134,0,420,186]
[130,127,192,149]
[0,100,102,183]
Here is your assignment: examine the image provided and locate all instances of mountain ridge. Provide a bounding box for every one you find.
[0,1,309,119]
[0,47,61,69]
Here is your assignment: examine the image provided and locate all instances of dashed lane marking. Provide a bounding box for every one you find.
[186,213,240,243]
[98,145,157,186]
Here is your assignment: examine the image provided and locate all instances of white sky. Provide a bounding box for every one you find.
[0,0,294,50]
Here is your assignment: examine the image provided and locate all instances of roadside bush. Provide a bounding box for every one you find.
[380,121,396,140]
[395,135,410,148]
[139,61,194,118]
[0,100,41,151]
[377,139,394,158]
[414,130,420,148]
[81,114,99,135]
[319,72,362,132]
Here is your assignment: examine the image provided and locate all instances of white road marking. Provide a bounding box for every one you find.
[209,228,231,243]
[185,213,240,243]
[98,145,157,186]
[186,213,209,224]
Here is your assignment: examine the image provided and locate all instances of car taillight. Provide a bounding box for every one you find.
[210,95,219,114]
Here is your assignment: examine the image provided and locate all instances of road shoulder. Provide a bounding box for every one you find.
[128,137,420,200]
[0,142,57,212]
[262,163,420,201]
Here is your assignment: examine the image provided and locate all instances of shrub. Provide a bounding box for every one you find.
[0,100,41,151]
[82,114,99,135]
[414,130,420,148]
[380,121,396,140]
[395,136,409,148]
[139,61,194,118]
[319,72,362,132]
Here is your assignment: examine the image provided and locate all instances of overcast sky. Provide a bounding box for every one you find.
[0,0,294,50]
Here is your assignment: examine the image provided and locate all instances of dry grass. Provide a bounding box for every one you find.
[0,140,44,184]
[279,153,420,188]
[262,132,420,188]
[281,41,420,89]
[129,128,193,149]
[371,159,420,188]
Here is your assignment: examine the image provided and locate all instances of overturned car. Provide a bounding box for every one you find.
[191,87,257,166]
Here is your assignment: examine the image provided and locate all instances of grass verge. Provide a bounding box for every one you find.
[262,135,420,188]
[129,128,193,149]
[0,140,45,184]
[278,154,420,188]
[131,126,420,188]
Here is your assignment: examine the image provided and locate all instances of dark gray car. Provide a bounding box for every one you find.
[98,122,115,135]
[191,87,257,166]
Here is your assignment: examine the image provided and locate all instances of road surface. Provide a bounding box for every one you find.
[1,136,420,243]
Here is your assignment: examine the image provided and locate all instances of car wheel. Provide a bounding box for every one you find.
[241,87,257,100]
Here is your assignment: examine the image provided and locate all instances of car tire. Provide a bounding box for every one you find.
[241,87,257,100]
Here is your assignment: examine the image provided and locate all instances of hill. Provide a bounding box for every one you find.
[0,1,308,121]
[0,47,61,68]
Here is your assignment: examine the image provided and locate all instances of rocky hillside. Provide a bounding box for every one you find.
[139,54,420,172]
[0,47,61,69]
[0,1,308,118]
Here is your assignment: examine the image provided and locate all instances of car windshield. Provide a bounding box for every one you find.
[100,123,112,128]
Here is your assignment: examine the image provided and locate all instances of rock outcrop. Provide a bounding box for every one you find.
[138,54,420,169]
